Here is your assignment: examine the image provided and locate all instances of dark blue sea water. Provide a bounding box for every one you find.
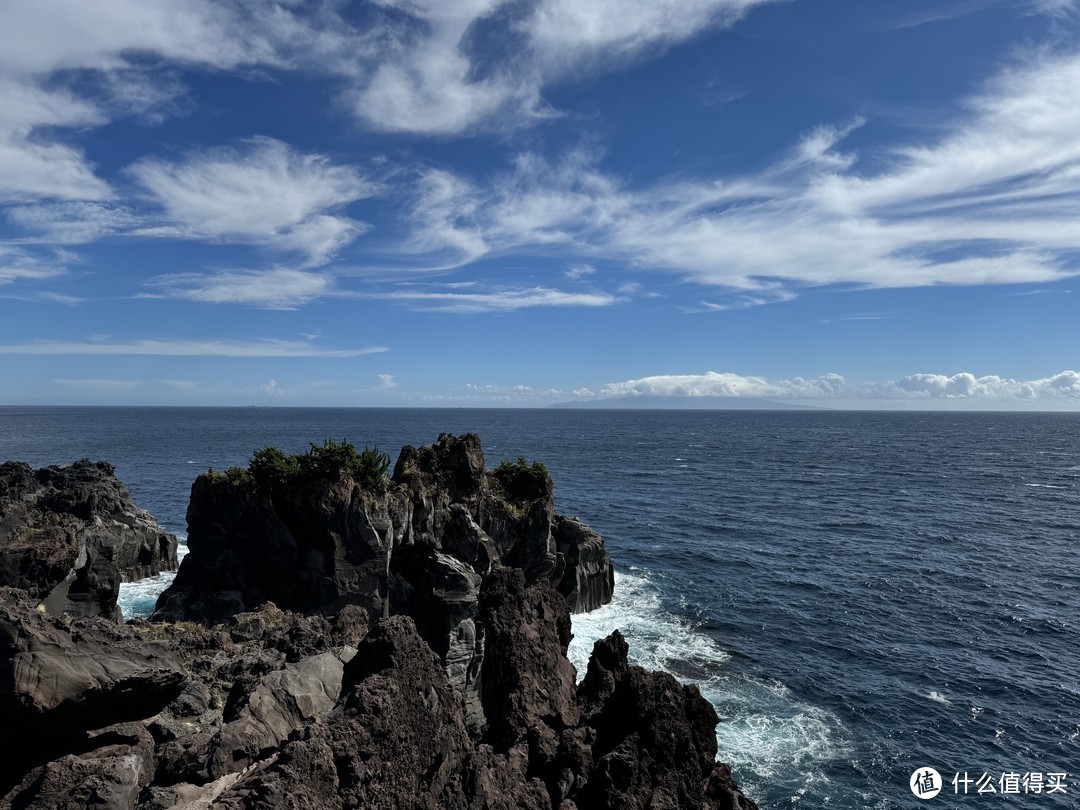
[2,407,1078,808]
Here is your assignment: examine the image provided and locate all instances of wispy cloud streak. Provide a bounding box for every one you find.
[0,338,387,357]
[405,50,1080,297]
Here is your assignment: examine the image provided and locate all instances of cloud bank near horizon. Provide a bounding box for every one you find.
[572,370,1080,403]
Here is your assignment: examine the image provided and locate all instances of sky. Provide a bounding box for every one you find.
[1,0,1079,409]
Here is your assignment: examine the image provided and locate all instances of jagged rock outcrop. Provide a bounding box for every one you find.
[153,434,614,736]
[0,459,178,620]
[0,437,756,809]
[202,573,757,810]
[155,434,611,625]
[576,630,758,809]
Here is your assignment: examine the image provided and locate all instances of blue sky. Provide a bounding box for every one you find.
[1,0,1079,408]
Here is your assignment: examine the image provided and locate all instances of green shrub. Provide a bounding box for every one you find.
[204,467,252,486]
[238,438,391,493]
[493,456,551,505]
[223,466,253,485]
[249,446,300,486]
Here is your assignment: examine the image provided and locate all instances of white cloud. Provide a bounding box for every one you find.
[0,1,307,203]
[460,382,566,402]
[0,136,113,205]
[377,374,399,390]
[54,378,141,392]
[6,202,138,244]
[0,338,387,357]
[565,263,596,279]
[0,1,775,144]
[367,285,617,313]
[405,49,1080,294]
[160,379,200,392]
[0,245,67,284]
[33,292,83,306]
[580,369,1080,403]
[406,169,490,264]
[525,0,765,61]
[593,371,847,399]
[340,0,774,134]
[0,78,113,203]
[130,138,372,265]
[348,2,545,135]
[1030,0,1078,16]
[872,370,1080,400]
[144,267,336,309]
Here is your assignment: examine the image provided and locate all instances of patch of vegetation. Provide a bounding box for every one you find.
[492,456,551,506]
[248,447,299,486]
[209,438,392,492]
[204,466,254,486]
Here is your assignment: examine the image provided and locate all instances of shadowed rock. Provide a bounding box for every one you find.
[0,459,178,620]
[153,434,614,738]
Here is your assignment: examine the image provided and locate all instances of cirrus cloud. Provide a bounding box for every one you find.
[404,49,1080,296]
[129,138,373,266]
[0,337,387,358]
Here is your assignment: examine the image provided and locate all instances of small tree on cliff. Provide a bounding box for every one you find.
[299,439,391,493]
[219,439,392,493]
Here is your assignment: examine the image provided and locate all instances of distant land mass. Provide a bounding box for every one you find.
[550,396,827,410]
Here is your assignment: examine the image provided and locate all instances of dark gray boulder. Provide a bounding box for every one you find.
[207,647,355,778]
[1,722,157,810]
[213,615,473,809]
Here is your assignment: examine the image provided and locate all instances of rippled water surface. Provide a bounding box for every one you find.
[3,407,1078,807]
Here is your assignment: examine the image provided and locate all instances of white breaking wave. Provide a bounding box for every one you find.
[118,570,177,619]
[117,535,187,620]
[712,676,847,785]
[568,569,731,677]
[568,568,847,795]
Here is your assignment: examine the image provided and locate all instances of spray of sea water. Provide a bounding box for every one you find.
[567,569,847,802]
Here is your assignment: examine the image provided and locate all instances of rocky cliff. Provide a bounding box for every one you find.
[155,434,612,625]
[153,434,614,735]
[0,459,178,620]
[0,437,757,809]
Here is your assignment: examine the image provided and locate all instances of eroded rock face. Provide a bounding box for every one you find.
[0,588,186,798]
[576,630,745,809]
[1,575,758,809]
[0,460,179,620]
[153,434,615,737]
[0,437,757,809]
[208,578,757,810]
[155,434,612,624]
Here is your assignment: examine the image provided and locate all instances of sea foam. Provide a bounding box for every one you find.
[567,568,846,800]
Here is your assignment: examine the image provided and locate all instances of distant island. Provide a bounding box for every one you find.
[551,396,827,410]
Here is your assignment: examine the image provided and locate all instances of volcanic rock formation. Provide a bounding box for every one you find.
[0,459,178,620]
[0,436,756,809]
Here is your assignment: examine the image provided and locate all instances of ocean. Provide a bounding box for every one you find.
[2,406,1077,808]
